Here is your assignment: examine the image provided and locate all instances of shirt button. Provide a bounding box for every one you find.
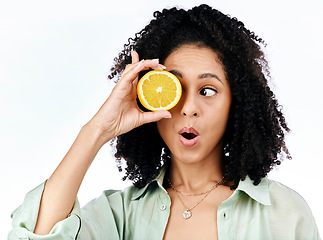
[160,204,167,211]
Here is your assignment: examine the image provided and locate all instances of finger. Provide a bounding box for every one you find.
[140,110,172,125]
[130,59,165,72]
[123,58,165,77]
[131,50,139,63]
[119,59,150,84]
[138,59,166,70]
[122,51,139,74]
[120,59,166,85]
[118,59,144,85]
[131,59,166,75]
[122,59,143,76]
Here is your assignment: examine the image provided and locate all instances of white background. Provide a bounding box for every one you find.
[1,0,322,238]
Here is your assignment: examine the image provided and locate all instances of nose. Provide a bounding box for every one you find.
[180,91,199,117]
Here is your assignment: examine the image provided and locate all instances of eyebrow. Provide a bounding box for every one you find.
[199,73,224,85]
[169,70,224,85]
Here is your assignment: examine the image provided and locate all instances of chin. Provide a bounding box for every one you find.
[170,150,207,165]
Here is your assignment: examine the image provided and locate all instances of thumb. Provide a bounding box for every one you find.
[141,110,172,125]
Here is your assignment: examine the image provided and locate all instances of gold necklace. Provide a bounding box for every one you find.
[168,177,225,219]
[168,176,225,196]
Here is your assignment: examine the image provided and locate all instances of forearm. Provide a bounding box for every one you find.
[31,56,169,235]
[34,122,110,235]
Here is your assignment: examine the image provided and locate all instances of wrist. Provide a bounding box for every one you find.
[82,121,114,148]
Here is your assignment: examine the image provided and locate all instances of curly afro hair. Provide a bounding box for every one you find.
[109,4,291,189]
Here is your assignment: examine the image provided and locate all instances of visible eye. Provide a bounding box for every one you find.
[200,87,218,97]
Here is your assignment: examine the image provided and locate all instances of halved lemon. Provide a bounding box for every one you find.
[137,70,182,111]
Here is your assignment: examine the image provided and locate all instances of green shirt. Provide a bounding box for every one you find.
[9,167,320,239]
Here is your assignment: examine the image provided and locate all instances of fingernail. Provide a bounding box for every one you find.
[159,64,166,69]
[152,58,159,62]
[165,113,172,118]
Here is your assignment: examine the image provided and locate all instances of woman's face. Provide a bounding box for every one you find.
[157,44,232,165]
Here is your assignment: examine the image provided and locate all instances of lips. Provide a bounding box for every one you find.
[179,127,199,147]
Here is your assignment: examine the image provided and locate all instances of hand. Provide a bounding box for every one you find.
[88,51,171,144]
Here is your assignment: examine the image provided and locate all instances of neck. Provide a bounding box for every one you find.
[167,153,225,193]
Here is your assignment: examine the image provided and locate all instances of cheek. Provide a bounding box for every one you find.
[157,119,170,142]
[204,101,231,134]
[213,92,232,121]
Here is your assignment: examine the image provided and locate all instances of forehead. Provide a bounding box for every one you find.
[165,44,223,65]
[164,44,227,80]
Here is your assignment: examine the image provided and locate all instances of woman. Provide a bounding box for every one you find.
[9,4,320,239]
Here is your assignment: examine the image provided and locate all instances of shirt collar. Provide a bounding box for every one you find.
[131,166,167,200]
[132,166,271,206]
[236,176,271,206]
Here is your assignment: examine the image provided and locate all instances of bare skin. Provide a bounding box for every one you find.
[164,185,233,240]
[34,45,233,239]
[34,52,171,235]
[158,45,233,239]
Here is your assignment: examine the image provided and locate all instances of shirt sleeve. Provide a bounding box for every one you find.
[268,181,321,240]
[8,181,81,240]
[8,182,123,240]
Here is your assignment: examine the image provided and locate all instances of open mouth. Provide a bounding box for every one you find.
[181,132,197,140]
[179,127,199,146]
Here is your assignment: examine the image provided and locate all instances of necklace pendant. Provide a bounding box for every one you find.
[183,210,192,219]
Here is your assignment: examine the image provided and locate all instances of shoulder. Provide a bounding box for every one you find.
[102,185,140,202]
[83,180,160,211]
[80,185,137,211]
[236,176,314,218]
[265,179,320,237]
[80,185,142,225]
[266,179,311,213]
